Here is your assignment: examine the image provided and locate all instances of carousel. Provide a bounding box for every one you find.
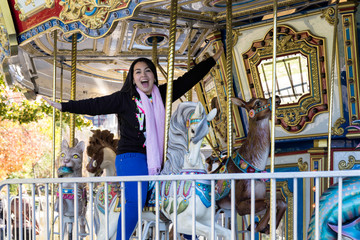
[0,0,360,239]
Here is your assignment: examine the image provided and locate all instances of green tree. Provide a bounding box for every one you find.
[0,76,91,128]
[0,75,91,180]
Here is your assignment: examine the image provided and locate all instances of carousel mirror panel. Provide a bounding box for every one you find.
[258,53,310,105]
[242,25,329,133]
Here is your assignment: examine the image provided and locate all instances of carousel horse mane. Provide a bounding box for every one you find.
[87,129,118,157]
[161,101,201,175]
[86,129,118,175]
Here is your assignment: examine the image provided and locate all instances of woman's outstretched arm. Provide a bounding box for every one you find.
[42,97,62,111]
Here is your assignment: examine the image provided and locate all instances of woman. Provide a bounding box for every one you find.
[43,47,223,239]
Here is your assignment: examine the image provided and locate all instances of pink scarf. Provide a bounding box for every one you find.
[136,85,165,175]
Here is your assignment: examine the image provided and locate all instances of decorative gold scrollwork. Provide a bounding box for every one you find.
[0,27,9,52]
[332,117,345,136]
[60,0,129,29]
[321,7,336,25]
[298,158,308,171]
[25,0,35,7]
[338,155,359,170]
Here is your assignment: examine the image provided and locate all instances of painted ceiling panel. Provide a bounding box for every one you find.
[0,0,332,100]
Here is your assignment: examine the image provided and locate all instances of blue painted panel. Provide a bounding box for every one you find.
[352,102,356,114]
[346,27,350,40]
[347,46,352,59]
[349,66,354,78]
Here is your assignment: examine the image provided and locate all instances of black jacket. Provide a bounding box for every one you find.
[62,57,216,154]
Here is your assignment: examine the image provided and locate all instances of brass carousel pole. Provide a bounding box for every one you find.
[50,29,57,240]
[60,58,64,148]
[69,33,77,147]
[327,2,339,187]
[186,27,192,101]
[163,2,177,239]
[163,0,178,162]
[270,0,278,238]
[226,0,233,158]
[225,2,236,240]
[152,37,158,70]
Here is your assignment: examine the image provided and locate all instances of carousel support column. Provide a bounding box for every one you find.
[163,2,177,239]
[186,27,193,101]
[152,36,158,71]
[270,0,278,238]
[69,33,77,147]
[327,1,339,188]
[163,0,177,162]
[225,2,235,239]
[60,58,64,151]
[50,29,58,240]
[226,0,233,158]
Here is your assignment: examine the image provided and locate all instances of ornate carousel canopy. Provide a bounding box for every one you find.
[0,0,331,100]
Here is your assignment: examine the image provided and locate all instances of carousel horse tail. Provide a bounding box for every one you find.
[307,176,360,240]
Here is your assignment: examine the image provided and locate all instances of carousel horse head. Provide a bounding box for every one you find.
[183,102,216,169]
[231,95,281,122]
[161,101,215,175]
[86,129,118,177]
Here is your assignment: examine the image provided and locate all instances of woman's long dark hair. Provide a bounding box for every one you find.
[120,58,159,95]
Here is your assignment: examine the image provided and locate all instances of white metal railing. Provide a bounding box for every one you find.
[1,169,359,240]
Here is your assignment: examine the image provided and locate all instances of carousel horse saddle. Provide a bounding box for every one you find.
[96,183,121,214]
[146,170,211,213]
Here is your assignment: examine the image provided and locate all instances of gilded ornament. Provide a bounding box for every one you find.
[298,158,308,171]
[25,0,35,7]
[265,181,294,239]
[201,11,217,18]
[133,23,145,30]
[0,27,9,52]
[331,117,345,136]
[14,0,54,21]
[60,0,129,29]
[321,7,336,25]
[338,155,359,170]
[45,0,54,8]
[281,181,293,240]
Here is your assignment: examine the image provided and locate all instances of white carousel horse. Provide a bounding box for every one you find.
[158,101,231,239]
[55,138,87,238]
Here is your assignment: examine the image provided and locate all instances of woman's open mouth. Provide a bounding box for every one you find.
[141,80,149,88]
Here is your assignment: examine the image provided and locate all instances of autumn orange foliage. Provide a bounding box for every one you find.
[0,120,44,180]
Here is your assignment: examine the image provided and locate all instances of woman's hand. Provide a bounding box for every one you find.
[42,97,62,111]
[212,46,224,62]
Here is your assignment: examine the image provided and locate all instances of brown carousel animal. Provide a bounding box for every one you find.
[210,96,287,234]
[86,129,119,240]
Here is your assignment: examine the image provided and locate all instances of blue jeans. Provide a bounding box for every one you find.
[115,153,148,240]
